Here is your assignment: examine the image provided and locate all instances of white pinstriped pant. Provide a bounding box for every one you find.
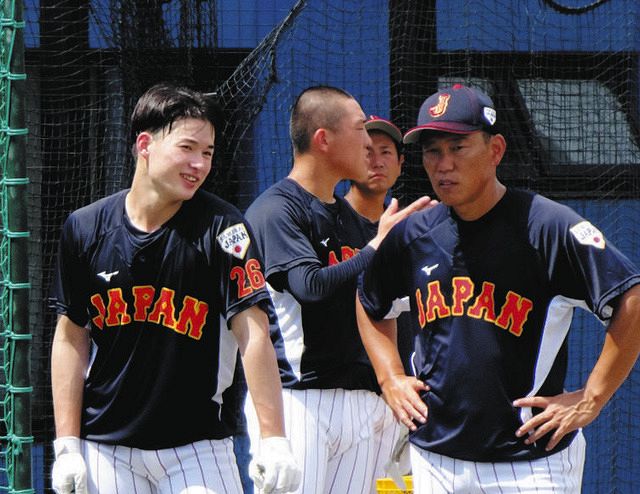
[81,437,243,494]
[246,388,403,494]
[410,429,586,493]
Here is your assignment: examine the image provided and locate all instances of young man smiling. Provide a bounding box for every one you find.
[49,83,300,494]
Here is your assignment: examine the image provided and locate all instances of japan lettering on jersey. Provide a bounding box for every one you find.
[359,188,640,462]
[50,189,273,449]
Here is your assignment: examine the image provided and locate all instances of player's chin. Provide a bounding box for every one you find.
[366,181,389,194]
[433,186,458,203]
[174,185,202,202]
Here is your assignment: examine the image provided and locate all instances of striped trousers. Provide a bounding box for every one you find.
[80,437,243,494]
[410,430,586,493]
[246,387,403,494]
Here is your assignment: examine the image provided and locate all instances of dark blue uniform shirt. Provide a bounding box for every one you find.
[50,189,273,449]
[246,178,379,391]
[359,188,640,462]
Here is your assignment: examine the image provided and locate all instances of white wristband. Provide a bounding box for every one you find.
[53,436,82,458]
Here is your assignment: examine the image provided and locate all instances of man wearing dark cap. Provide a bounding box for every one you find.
[345,116,414,373]
[355,84,640,492]
[345,116,404,223]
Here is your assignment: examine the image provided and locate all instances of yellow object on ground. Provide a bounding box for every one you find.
[375,476,413,493]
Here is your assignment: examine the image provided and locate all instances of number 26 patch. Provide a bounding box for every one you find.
[230,259,266,298]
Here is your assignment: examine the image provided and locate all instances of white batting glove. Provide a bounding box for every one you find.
[384,428,411,491]
[51,436,88,494]
[249,436,301,494]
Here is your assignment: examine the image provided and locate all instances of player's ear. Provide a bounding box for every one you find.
[489,133,506,167]
[312,127,330,152]
[136,131,153,159]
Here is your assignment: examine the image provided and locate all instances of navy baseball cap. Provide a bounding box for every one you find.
[403,84,497,144]
[365,115,403,144]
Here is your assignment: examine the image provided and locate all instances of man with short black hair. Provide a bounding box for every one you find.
[49,83,300,494]
[245,86,434,494]
[357,83,640,493]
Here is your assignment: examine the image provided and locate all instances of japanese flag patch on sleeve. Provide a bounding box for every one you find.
[217,223,251,259]
[570,221,606,249]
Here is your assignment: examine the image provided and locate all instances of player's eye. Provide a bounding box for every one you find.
[451,144,466,152]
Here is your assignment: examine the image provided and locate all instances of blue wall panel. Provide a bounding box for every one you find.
[562,199,640,494]
[251,0,392,202]
[436,0,640,52]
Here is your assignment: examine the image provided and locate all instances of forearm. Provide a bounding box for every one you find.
[356,292,429,429]
[51,316,90,438]
[51,318,90,494]
[355,292,404,384]
[514,286,640,449]
[286,246,375,303]
[583,284,640,408]
[233,306,286,438]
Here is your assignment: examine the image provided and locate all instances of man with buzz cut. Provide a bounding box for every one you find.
[244,86,434,494]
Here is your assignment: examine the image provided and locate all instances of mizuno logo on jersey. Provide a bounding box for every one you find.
[89,286,209,340]
[97,270,119,282]
[414,277,533,337]
[570,221,605,249]
[320,237,330,247]
[217,223,250,259]
[421,263,439,276]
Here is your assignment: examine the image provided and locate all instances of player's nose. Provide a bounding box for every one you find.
[189,155,209,169]
[435,152,455,172]
[364,131,373,148]
[370,156,384,170]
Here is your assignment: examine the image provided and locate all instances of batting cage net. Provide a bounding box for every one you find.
[0,0,638,492]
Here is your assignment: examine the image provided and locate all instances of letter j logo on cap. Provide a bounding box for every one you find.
[429,94,451,118]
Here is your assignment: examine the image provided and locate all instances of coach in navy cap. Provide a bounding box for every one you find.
[357,82,640,493]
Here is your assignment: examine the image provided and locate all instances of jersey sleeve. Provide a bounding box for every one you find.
[531,196,640,321]
[245,189,320,284]
[216,215,274,324]
[358,221,408,320]
[49,212,91,327]
[285,246,375,303]
[247,186,378,302]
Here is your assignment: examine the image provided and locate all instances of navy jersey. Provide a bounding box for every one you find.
[246,178,378,391]
[359,188,640,462]
[50,189,273,449]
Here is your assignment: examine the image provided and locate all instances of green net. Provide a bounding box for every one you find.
[5,0,640,492]
[0,0,31,492]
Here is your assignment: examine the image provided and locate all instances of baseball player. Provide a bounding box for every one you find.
[345,116,404,223]
[243,86,434,494]
[344,116,413,376]
[49,83,300,494]
[356,84,640,493]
